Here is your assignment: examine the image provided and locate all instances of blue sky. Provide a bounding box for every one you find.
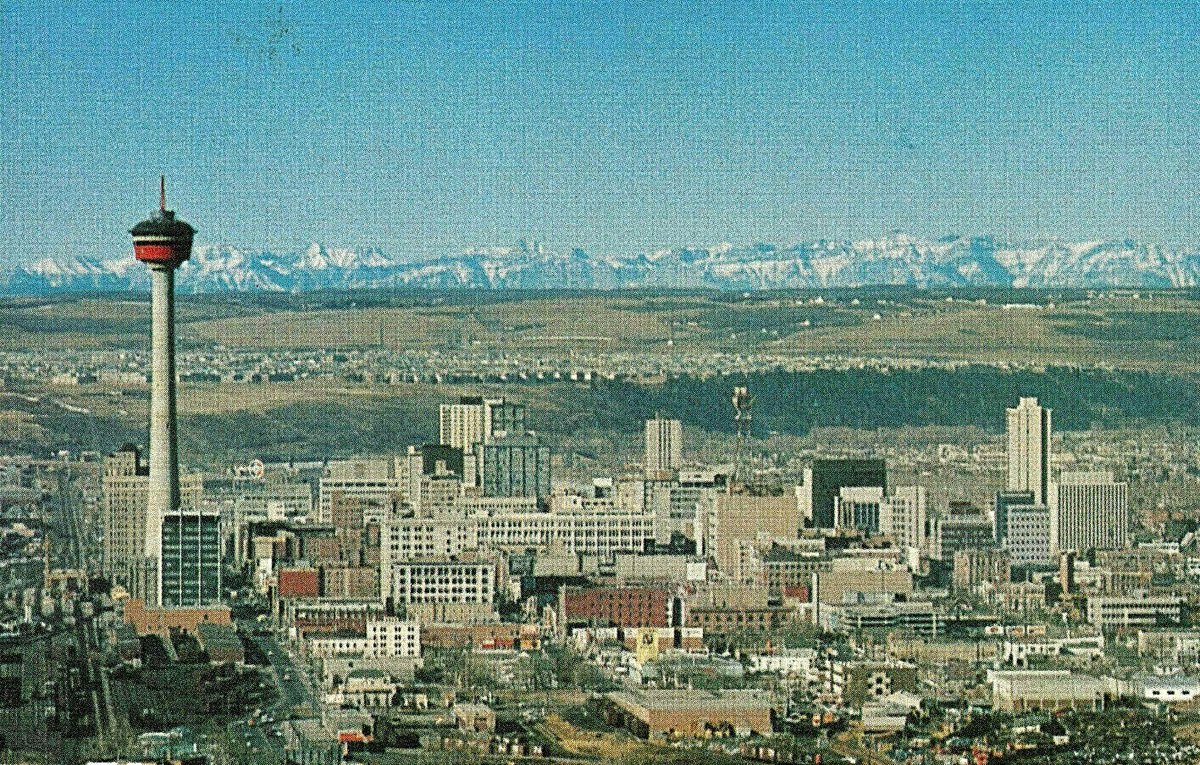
[1,1,1198,264]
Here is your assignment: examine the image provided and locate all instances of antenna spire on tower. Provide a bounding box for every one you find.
[160,175,166,212]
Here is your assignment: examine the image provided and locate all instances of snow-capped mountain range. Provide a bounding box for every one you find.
[4,236,1199,294]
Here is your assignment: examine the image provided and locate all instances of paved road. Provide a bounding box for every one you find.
[225,628,319,763]
[55,466,115,741]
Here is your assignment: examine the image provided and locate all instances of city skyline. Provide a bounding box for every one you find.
[5,5,1200,762]
[3,1,1200,267]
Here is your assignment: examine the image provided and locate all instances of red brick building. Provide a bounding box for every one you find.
[124,598,232,636]
[561,586,673,628]
[280,599,386,637]
[685,604,802,634]
[278,567,320,598]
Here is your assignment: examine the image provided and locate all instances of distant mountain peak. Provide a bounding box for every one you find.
[3,236,1198,295]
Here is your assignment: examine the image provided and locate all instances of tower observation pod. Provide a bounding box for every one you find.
[130,177,195,603]
[132,177,196,266]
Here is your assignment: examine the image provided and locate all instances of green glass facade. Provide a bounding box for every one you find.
[481,434,550,499]
[160,510,222,607]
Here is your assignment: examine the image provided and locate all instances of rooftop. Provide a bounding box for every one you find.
[608,689,771,713]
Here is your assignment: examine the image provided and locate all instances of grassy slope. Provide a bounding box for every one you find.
[2,290,1198,373]
[5,289,1200,465]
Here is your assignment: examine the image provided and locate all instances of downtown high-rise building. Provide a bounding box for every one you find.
[101,445,201,597]
[1050,471,1128,554]
[159,508,222,607]
[832,485,926,551]
[935,507,996,561]
[801,459,888,530]
[833,486,884,534]
[1003,502,1052,566]
[439,396,527,450]
[439,397,493,450]
[317,458,404,524]
[479,433,551,500]
[1006,397,1051,506]
[101,445,148,585]
[644,416,683,475]
[994,489,1036,544]
[880,485,927,552]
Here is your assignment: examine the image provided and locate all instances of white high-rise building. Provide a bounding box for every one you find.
[834,486,884,534]
[439,396,527,450]
[644,416,683,474]
[1007,397,1051,505]
[832,485,927,552]
[880,486,928,552]
[1050,471,1128,554]
[439,397,499,450]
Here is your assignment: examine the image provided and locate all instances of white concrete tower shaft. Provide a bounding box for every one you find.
[144,263,180,565]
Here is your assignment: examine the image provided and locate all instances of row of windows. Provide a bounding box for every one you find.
[1147,688,1196,697]
[402,585,490,594]
[689,611,785,626]
[395,570,493,578]
[396,578,488,587]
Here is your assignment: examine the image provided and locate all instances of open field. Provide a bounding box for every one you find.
[540,712,650,759]
[3,288,1200,372]
[6,379,630,466]
[0,296,257,350]
[180,291,1200,373]
[787,298,1200,371]
[6,288,1200,472]
[186,296,677,353]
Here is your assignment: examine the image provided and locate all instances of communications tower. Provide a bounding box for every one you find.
[130,178,195,601]
[731,386,753,491]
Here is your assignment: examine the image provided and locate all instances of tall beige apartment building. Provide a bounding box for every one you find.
[102,445,201,596]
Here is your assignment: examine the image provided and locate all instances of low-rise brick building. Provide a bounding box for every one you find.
[605,689,772,739]
[560,585,674,628]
